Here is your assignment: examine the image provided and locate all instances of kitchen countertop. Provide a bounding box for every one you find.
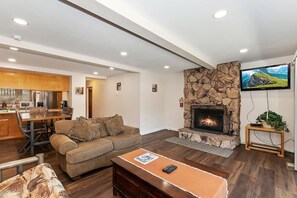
[0,108,62,114]
[0,110,16,114]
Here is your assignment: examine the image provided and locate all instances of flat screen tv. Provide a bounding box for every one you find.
[240,63,290,91]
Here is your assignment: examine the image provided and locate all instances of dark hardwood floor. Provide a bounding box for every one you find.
[1,130,297,198]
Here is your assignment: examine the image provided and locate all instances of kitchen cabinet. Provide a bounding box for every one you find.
[0,112,23,141]
[0,69,69,91]
[0,118,9,137]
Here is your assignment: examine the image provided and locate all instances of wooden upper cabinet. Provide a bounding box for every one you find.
[0,69,69,91]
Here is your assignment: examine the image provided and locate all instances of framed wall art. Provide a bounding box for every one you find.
[75,87,84,95]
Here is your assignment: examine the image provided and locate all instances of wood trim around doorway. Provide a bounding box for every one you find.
[87,87,93,118]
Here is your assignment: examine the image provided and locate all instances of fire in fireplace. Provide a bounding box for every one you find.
[191,105,230,134]
[200,116,218,127]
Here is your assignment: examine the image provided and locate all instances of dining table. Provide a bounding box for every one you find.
[19,111,71,155]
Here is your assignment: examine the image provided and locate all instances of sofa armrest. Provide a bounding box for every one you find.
[50,134,78,155]
[55,120,76,135]
[123,125,140,135]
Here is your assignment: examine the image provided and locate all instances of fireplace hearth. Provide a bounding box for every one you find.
[191,105,230,135]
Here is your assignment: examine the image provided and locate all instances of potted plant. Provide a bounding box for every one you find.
[256,111,287,131]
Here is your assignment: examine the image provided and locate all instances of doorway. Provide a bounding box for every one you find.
[86,78,104,118]
[87,87,93,118]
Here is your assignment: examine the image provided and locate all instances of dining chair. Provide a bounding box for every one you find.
[16,111,46,154]
[29,106,48,129]
[29,107,50,144]
[28,107,48,114]
[16,111,31,153]
[47,107,73,134]
[62,107,73,120]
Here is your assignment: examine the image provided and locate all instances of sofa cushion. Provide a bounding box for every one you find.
[95,115,123,137]
[66,138,113,164]
[104,115,124,136]
[69,117,99,142]
[104,134,141,150]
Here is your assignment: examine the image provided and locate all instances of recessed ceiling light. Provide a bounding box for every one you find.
[93,72,98,75]
[13,35,22,41]
[110,67,114,70]
[120,51,127,56]
[164,65,170,69]
[13,18,29,26]
[240,48,248,53]
[213,10,228,19]
[9,47,19,51]
[8,58,16,62]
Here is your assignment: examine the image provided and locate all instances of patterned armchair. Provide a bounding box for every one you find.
[0,153,68,198]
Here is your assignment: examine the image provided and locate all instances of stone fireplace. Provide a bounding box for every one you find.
[191,105,229,134]
[179,61,241,149]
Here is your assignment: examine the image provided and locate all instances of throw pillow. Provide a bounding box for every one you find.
[69,117,99,142]
[104,115,124,136]
[95,117,112,138]
[88,118,101,139]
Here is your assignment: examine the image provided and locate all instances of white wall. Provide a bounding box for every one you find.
[90,71,184,134]
[62,92,68,101]
[88,71,172,135]
[241,55,295,152]
[158,55,296,153]
[88,73,141,128]
[140,71,166,134]
[164,72,184,130]
[70,73,88,119]
[87,71,167,134]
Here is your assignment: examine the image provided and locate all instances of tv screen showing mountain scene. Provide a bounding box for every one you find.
[240,64,290,91]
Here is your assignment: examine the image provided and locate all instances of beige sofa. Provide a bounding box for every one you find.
[50,117,141,178]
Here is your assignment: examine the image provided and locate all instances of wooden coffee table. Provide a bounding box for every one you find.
[112,151,228,198]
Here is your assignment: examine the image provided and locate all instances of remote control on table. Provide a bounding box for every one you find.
[162,165,177,174]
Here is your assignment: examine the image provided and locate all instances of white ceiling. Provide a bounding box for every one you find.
[0,0,296,77]
[0,47,123,77]
[97,0,297,63]
[0,0,198,76]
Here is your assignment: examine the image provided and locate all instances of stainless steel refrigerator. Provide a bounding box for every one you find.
[32,91,58,109]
